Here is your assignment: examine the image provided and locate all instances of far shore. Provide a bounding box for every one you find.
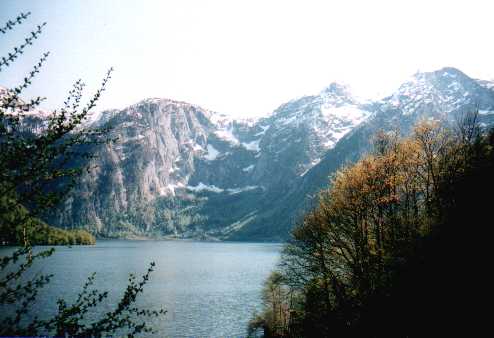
[95,235,283,244]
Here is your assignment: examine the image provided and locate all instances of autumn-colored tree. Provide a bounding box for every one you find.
[254,112,493,336]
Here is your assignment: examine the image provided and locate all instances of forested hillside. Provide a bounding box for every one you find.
[250,113,493,337]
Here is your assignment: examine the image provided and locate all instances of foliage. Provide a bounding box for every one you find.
[0,12,166,336]
[0,251,165,337]
[248,271,298,337]
[29,225,96,246]
[0,194,95,245]
[254,113,493,337]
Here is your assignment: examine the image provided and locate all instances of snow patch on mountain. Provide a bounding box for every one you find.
[319,83,355,106]
[187,183,260,195]
[300,158,321,177]
[242,139,261,152]
[389,68,479,116]
[478,80,494,91]
[187,183,224,193]
[192,143,203,151]
[227,186,259,195]
[254,125,270,136]
[242,164,255,172]
[204,144,220,161]
[317,105,370,148]
[214,128,240,145]
[161,182,185,196]
[319,105,368,124]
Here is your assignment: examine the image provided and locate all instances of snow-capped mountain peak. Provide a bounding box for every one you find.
[43,67,494,240]
[383,67,494,118]
[320,82,356,106]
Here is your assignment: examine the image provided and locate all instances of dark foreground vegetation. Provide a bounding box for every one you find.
[250,114,493,337]
[1,13,165,336]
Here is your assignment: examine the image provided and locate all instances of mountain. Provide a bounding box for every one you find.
[247,67,494,240]
[45,67,494,240]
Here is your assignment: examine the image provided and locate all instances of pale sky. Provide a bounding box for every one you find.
[1,0,494,117]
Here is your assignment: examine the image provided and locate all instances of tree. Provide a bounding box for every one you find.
[248,271,295,337]
[0,12,165,336]
[253,113,493,336]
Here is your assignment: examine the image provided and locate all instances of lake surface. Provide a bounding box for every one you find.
[0,240,282,337]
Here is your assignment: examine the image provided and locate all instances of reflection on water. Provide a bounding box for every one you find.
[0,240,281,337]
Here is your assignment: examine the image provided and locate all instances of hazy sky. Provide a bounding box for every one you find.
[1,0,494,117]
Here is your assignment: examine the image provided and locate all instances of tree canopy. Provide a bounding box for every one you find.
[251,113,494,337]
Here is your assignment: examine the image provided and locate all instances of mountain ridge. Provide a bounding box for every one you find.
[40,67,494,240]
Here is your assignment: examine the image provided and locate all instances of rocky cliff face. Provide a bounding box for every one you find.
[47,67,494,240]
[241,67,494,240]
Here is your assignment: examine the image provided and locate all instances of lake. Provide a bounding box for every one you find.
[0,240,282,337]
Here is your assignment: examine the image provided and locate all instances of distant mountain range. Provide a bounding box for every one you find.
[37,67,494,240]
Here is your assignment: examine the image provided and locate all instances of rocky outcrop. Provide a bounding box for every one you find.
[46,68,494,240]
